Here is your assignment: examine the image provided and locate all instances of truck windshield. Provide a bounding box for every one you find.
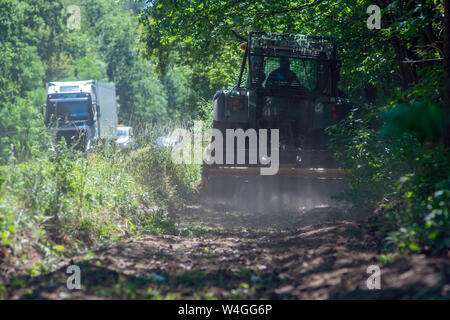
[118,128,128,138]
[48,98,90,122]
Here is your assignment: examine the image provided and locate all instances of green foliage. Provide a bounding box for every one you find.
[388,147,450,253]
[329,101,449,252]
[138,0,402,102]
[0,139,200,275]
[126,145,201,214]
[1,0,207,162]
[327,103,414,208]
[138,0,447,119]
[0,94,48,162]
[379,101,445,143]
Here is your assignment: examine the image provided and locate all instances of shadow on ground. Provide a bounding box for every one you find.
[4,204,449,299]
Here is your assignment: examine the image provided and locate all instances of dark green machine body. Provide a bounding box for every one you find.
[211,32,351,168]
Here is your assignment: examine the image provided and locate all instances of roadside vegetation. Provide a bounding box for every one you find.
[0,0,204,283]
[0,132,201,284]
[328,102,449,254]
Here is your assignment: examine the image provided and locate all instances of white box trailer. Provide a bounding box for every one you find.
[45,80,118,151]
[94,81,118,140]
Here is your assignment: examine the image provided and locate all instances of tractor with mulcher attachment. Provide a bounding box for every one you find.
[202,31,353,212]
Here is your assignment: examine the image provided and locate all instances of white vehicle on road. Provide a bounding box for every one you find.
[116,126,134,150]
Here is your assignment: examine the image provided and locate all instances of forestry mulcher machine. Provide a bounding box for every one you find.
[202,32,352,212]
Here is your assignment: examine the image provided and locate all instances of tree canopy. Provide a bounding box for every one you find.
[139,0,447,105]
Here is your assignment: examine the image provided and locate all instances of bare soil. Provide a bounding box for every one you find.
[3,204,449,299]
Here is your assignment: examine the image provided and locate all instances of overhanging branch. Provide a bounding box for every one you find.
[232,30,247,42]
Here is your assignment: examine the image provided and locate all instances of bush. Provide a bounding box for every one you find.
[327,103,414,209]
[0,138,200,277]
[388,147,450,253]
[328,102,449,253]
[126,145,201,214]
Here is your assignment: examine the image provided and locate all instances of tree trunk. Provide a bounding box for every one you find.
[390,37,418,90]
[444,0,450,148]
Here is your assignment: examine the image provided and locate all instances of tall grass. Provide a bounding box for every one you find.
[0,125,201,279]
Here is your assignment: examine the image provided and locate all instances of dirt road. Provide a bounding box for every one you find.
[4,204,449,299]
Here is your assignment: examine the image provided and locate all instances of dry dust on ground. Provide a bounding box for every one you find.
[3,204,450,299]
